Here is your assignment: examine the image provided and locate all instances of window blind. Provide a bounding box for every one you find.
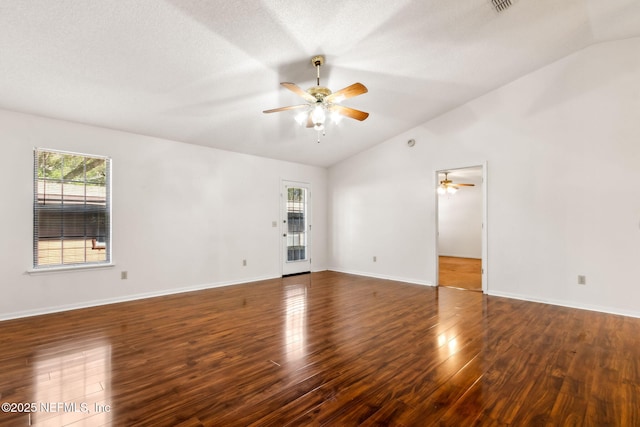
[33,149,111,268]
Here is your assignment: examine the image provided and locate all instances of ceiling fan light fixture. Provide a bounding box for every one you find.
[330,109,343,124]
[294,111,308,125]
[310,104,326,126]
[437,184,458,195]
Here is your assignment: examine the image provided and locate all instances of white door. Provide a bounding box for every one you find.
[282,181,311,276]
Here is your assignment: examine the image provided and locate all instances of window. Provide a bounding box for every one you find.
[34,149,111,269]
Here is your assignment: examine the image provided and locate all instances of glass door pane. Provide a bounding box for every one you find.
[287,187,307,261]
[283,182,311,276]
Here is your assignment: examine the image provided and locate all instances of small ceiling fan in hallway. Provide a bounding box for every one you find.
[263,55,369,142]
[438,172,475,195]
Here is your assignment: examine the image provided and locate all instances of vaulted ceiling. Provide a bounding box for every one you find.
[1,0,638,167]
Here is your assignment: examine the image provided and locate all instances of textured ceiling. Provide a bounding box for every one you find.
[1,0,638,167]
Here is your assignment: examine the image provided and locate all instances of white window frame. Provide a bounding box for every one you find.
[32,148,112,271]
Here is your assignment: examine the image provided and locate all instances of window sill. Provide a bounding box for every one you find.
[26,263,115,275]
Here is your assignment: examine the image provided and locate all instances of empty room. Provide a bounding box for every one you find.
[1,1,639,425]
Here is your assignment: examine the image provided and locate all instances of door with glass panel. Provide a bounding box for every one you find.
[282,181,311,276]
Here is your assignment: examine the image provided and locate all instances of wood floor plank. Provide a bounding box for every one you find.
[439,256,482,290]
[1,271,639,426]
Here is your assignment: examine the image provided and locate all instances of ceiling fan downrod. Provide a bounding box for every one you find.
[312,55,324,86]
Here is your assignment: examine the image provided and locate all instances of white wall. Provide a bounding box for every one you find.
[0,110,327,320]
[329,38,640,317]
[438,170,482,259]
[3,38,639,320]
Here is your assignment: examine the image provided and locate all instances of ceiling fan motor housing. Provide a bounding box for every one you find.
[308,86,332,101]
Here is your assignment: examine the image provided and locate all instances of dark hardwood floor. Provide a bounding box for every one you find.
[1,271,639,426]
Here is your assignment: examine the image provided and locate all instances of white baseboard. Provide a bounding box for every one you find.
[0,274,281,321]
[328,268,434,287]
[487,290,640,319]
[329,270,640,319]
[6,272,636,321]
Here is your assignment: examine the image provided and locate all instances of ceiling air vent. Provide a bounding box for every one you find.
[492,0,512,12]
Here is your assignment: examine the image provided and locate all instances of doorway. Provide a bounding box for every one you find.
[282,181,311,276]
[435,165,486,292]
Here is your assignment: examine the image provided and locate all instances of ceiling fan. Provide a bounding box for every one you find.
[437,172,475,195]
[263,55,369,142]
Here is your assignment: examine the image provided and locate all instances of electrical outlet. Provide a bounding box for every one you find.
[272,221,277,227]
[121,271,128,280]
[578,275,586,285]
[373,256,377,262]
[242,259,247,267]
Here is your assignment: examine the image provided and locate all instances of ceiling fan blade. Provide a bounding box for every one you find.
[324,82,368,103]
[456,183,475,187]
[263,104,309,114]
[281,82,317,103]
[329,104,369,121]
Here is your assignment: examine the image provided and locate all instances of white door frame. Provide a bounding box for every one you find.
[434,162,488,292]
[281,180,312,276]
